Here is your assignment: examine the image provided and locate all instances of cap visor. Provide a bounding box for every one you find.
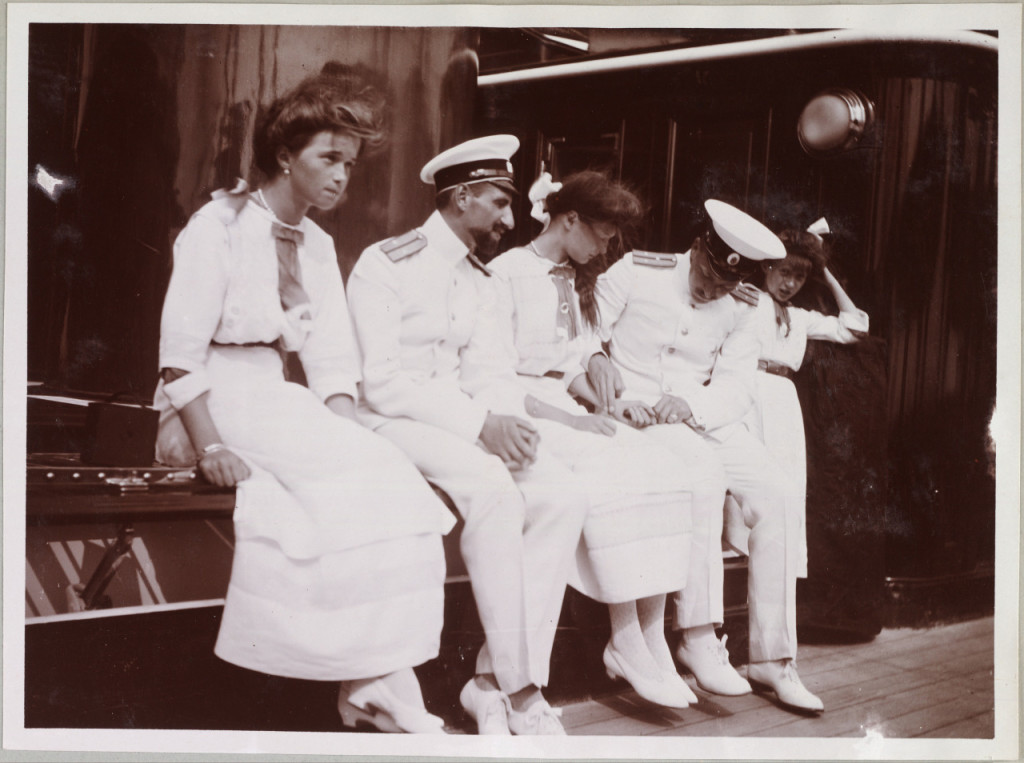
[488,178,520,195]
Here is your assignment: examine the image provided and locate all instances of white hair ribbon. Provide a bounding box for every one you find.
[806,217,830,242]
[528,171,563,228]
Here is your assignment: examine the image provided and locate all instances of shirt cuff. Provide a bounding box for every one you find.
[162,369,210,409]
[472,382,529,419]
[840,309,870,334]
[458,403,492,443]
[304,362,360,404]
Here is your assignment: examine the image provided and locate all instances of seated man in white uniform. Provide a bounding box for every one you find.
[590,200,824,713]
[346,135,589,735]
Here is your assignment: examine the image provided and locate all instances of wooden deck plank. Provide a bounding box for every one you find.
[748,654,993,738]
[562,617,994,738]
[686,666,946,737]
[870,637,992,674]
[668,643,968,738]
[882,696,995,738]
[827,628,990,669]
[568,655,912,736]
[756,673,989,738]
[918,709,995,739]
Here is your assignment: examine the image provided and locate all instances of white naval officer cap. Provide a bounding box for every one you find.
[420,134,520,195]
[702,199,785,281]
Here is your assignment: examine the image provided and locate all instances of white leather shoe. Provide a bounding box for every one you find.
[676,633,752,696]
[459,679,511,735]
[603,645,693,708]
[747,659,824,713]
[339,680,447,734]
[507,698,566,735]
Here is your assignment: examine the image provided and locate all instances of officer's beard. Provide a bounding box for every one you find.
[470,223,509,257]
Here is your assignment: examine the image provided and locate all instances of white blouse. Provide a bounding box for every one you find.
[159,196,361,409]
[753,291,870,371]
[487,246,603,391]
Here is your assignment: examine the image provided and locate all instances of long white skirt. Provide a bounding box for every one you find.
[725,370,808,578]
[155,345,454,680]
[523,378,692,604]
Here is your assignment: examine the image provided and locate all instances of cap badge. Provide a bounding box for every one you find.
[727,252,741,266]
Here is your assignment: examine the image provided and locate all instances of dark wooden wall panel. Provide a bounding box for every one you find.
[27,24,476,395]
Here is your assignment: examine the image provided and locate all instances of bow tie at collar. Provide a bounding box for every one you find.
[272,222,304,246]
[549,262,575,279]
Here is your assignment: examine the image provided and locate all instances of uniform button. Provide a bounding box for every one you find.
[450,314,456,321]
[680,327,688,335]
[559,303,570,314]
[664,384,672,393]
[667,347,676,354]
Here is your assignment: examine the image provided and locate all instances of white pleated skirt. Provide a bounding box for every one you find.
[522,379,692,604]
[155,345,453,679]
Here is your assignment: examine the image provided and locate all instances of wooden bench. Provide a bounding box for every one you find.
[26,451,747,623]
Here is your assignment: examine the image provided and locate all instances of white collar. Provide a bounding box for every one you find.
[421,210,471,266]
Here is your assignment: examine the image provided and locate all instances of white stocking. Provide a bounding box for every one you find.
[637,594,675,674]
[608,601,662,679]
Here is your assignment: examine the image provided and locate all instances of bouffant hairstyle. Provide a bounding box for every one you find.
[544,170,644,244]
[253,64,387,180]
[758,228,832,336]
[541,170,645,328]
[777,229,829,277]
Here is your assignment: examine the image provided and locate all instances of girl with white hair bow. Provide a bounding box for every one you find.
[477,169,701,709]
[723,219,869,576]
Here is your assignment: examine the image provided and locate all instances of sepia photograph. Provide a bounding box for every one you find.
[4,3,1020,760]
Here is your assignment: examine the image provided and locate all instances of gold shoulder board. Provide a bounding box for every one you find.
[631,250,677,269]
[731,282,762,306]
[381,230,427,262]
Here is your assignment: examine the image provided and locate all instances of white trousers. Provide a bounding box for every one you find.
[374,418,588,693]
[643,423,800,663]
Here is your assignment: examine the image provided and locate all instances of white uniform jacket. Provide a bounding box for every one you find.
[753,290,870,371]
[596,250,760,439]
[347,210,528,439]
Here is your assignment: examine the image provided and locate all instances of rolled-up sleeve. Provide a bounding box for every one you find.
[159,214,229,410]
[802,307,869,343]
[347,249,490,442]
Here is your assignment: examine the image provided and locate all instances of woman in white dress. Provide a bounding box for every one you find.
[725,220,869,575]
[153,69,454,734]
[479,171,697,708]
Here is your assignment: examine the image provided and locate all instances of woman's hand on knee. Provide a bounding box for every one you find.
[572,414,617,436]
[614,399,656,428]
[653,395,693,425]
[479,413,539,471]
[198,448,251,487]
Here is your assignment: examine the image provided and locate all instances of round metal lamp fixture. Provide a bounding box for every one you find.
[797,88,875,156]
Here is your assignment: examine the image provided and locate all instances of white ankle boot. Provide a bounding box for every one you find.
[675,632,752,696]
